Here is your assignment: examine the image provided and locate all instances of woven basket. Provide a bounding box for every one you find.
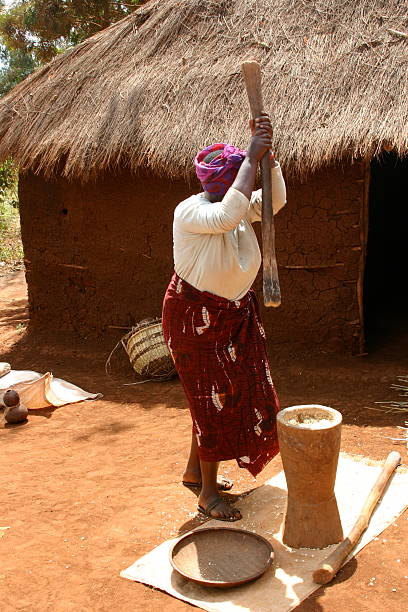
[122,318,176,381]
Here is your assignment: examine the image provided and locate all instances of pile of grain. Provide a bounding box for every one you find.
[286,415,333,429]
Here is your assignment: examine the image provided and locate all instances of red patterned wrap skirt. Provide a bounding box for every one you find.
[162,273,280,477]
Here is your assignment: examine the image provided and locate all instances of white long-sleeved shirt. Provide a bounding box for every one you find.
[173,163,286,301]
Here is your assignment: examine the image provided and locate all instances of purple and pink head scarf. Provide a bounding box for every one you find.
[194,143,246,199]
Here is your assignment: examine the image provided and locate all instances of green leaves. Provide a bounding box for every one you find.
[0,1,143,63]
[0,44,37,96]
[0,158,17,202]
[0,158,21,267]
[0,1,144,96]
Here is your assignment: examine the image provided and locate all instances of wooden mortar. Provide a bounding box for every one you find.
[277,404,343,549]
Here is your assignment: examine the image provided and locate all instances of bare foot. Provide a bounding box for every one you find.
[182,467,202,485]
[182,473,234,491]
[197,495,242,521]
[182,474,234,491]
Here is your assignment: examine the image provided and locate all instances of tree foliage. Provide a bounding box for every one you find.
[0,43,37,96]
[0,158,18,206]
[0,1,143,208]
[0,1,142,63]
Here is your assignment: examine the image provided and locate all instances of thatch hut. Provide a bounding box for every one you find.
[0,0,407,353]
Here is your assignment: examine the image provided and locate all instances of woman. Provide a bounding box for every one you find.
[162,113,286,521]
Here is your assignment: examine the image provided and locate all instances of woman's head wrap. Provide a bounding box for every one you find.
[194,143,246,199]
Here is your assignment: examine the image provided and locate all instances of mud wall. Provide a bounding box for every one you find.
[19,161,365,352]
[19,170,191,335]
[260,161,365,352]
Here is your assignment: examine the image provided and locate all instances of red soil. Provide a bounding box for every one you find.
[1,271,407,612]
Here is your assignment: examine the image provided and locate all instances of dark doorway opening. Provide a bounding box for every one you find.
[364,152,408,351]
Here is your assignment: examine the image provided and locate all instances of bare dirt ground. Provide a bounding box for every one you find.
[1,271,407,612]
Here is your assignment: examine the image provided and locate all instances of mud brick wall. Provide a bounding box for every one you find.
[257,161,365,352]
[19,161,365,352]
[19,170,191,335]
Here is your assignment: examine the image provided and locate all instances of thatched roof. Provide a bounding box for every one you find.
[0,0,407,181]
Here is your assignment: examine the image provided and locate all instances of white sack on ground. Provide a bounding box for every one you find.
[0,362,11,378]
[0,370,102,409]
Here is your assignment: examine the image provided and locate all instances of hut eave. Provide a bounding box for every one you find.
[0,0,407,181]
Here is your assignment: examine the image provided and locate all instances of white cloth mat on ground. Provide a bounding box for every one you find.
[121,454,408,612]
[0,369,102,409]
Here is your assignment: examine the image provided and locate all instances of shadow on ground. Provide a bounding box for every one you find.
[1,317,407,431]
